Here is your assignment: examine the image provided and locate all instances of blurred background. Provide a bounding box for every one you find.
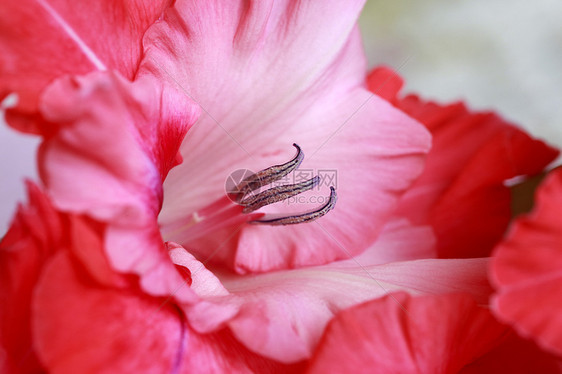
[359,0,562,144]
[1,0,561,234]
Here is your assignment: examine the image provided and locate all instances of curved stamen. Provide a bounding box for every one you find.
[241,176,320,213]
[232,143,303,199]
[250,187,337,226]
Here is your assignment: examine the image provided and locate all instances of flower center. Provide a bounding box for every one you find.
[162,144,337,242]
[231,143,337,225]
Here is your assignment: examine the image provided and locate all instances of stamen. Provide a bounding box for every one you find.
[231,143,304,199]
[250,187,337,226]
[241,176,320,213]
[173,144,335,242]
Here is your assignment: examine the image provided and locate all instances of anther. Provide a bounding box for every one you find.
[228,144,337,225]
[250,187,337,226]
[241,176,320,213]
[231,143,303,200]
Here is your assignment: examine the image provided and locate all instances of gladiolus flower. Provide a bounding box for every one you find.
[0,0,559,372]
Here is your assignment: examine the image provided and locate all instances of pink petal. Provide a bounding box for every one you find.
[0,181,58,373]
[224,257,492,363]
[368,67,559,259]
[39,72,198,222]
[307,293,507,374]
[169,243,230,297]
[38,71,200,300]
[0,0,171,134]
[141,1,431,272]
[491,168,562,357]
[171,240,491,363]
[351,219,437,264]
[105,226,197,302]
[178,328,306,374]
[168,242,241,332]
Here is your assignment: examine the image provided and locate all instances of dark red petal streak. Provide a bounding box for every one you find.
[491,168,562,357]
[307,292,507,374]
[0,0,171,133]
[368,67,559,258]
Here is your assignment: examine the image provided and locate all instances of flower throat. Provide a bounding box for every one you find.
[163,144,337,242]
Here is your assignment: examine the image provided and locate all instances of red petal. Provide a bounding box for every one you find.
[0,181,60,373]
[368,67,559,259]
[460,332,562,373]
[366,65,404,102]
[33,249,304,373]
[491,168,562,357]
[0,0,171,134]
[308,293,507,374]
[33,251,185,373]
